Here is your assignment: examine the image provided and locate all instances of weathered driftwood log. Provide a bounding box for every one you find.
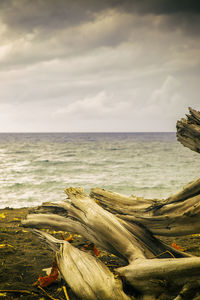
[23,188,190,260]
[90,177,200,236]
[22,185,200,299]
[116,257,200,298]
[23,213,101,246]
[23,188,147,262]
[177,107,200,153]
[33,229,131,300]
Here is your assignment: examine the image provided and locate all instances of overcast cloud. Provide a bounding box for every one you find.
[0,0,199,132]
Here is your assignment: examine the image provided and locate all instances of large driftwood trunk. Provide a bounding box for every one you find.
[90,178,200,237]
[177,107,200,153]
[23,182,200,299]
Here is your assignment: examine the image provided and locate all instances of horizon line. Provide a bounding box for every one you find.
[0,131,176,134]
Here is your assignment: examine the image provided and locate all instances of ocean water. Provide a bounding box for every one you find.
[0,132,200,209]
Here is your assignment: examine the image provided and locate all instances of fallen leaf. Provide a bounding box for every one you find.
[33,260,58,288]
[0,213,6,219]
[60,233,74,242]
[0,244,14,248]
[171,242,185,251]
[93,244,101,256]
[83,243,101,256]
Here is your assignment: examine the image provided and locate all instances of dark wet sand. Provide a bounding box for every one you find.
[1,207,200,299]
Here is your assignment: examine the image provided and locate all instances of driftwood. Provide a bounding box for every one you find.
[33,229,131,300]
[23,187,193,260]
[22,181,200,299]
[22,108,200,299]
[90,179,200,236]
[117,257,200,297]
[177,107,200,153]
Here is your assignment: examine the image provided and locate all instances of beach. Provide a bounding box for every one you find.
[1,132,200,298]
[0,207,89,299]
[1,206,200,299]
[0,207,126,299]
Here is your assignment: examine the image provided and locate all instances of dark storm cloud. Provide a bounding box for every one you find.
[120,0,200,14]
[0,0,199,34]
[124,0,200,35]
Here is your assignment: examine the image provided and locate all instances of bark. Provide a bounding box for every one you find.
[177,107,200,153]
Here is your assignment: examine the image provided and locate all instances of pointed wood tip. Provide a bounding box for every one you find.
[65,187,86,198]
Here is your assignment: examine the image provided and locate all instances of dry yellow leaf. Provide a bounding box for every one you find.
[0,244,13,248]
[0,213,6,219]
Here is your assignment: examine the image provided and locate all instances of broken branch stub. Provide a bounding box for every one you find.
[177,107,200,153]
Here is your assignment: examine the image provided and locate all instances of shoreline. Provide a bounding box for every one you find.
[1,207,200,299]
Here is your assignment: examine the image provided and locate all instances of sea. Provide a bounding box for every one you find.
[0,132,200,209]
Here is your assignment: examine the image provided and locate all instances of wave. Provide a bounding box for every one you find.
[1,132,200,208]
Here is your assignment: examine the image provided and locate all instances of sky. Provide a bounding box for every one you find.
[0,0,200,132]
